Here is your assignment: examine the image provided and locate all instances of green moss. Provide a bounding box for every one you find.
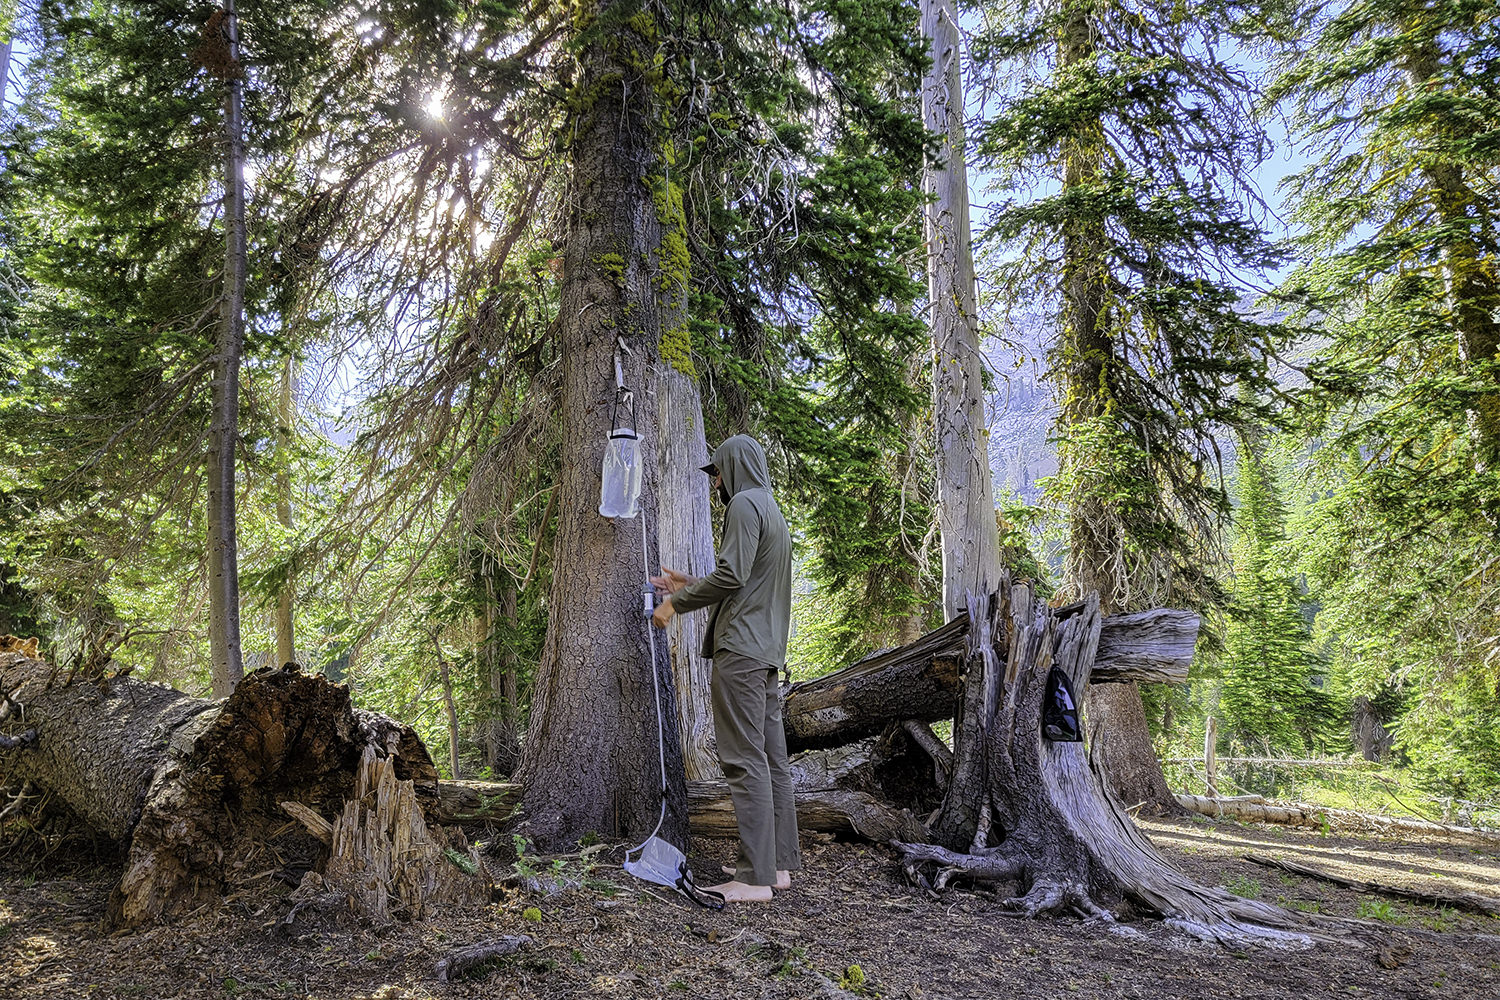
[648,172,694,376]
[593,251,625,284]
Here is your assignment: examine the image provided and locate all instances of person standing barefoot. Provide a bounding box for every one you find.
[651,435,798,902]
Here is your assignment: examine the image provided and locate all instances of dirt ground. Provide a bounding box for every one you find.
[2,815,1498,1000]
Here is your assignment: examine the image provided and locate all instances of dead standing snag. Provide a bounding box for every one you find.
[894,578,1321,947]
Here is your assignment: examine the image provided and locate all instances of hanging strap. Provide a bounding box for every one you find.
[676,862,726,910]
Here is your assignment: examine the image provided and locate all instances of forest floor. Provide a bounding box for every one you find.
[2,813,1499,1000]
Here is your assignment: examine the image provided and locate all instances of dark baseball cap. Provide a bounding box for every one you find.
[700,463,718,476]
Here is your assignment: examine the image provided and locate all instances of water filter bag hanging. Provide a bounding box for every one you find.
[599,387,642,519]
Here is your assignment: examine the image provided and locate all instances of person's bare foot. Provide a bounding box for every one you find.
[721,866,791,890]
[704,880,774,902]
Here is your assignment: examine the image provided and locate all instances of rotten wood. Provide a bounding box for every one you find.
[435,936,533,983]
[0,649,480,927]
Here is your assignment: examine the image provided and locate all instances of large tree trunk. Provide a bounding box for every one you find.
[0,647,483,928]
[206,1,247,698]
[896,580,1318,946]
[655,363,719,780]
[514,1,689,851]
[921,0,1003,621]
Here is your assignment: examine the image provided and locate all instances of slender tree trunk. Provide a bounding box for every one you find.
[515,1,688,851]
[921,0,1003,621]
[433,632,462,779]
[482,569,521,776]
[207,1,246,697]
[1055,1,1181,815]
[274,357,296,667]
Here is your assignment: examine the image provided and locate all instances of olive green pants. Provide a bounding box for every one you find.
[712,651,800,886]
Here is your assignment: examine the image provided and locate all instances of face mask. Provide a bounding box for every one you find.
[717,481,732,505]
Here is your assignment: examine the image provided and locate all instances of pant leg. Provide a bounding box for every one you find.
[711,651,777,886]
[762,667,801,872]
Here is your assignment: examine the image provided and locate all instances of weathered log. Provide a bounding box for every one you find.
[783,618,966,753]
[0,649,484,927]
[434,745,931,843]
[1245,852,1500,918]
[1175,793,1500,847]
[894,580,1325,947]
[783,607,1198,754]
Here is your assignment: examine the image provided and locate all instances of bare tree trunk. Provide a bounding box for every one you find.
[515,0,688,851]
[433,631,462,779]
[921,0,1003,621]
[655,364,718,780]
[207,1,246,697]
[482,569,522,776]
[274,356,296,668]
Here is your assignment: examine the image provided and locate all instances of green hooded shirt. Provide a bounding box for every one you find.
[669,435,793,667]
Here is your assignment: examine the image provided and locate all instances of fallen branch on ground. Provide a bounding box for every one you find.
[1245,852,1500,918]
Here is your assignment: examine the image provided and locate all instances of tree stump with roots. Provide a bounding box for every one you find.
[895,579,1324,947]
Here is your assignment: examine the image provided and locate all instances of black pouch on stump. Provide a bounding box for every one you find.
[1043,666,1083,742]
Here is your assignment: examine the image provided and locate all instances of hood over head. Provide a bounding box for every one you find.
[706,435,772,499]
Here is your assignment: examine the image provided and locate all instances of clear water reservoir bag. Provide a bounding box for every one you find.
[599,428,643,518]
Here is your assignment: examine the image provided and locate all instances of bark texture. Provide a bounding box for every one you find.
[0,648,480,928]
[655,362,719,780]
[206,0,246,698]
[514,1,689,851]
[895,579,1317,946]
[921,0,1003,621]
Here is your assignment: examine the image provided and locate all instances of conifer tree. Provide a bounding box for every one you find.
[1271,0,1500,793]
[974,0,1292,810]
[1218,433,1327,753]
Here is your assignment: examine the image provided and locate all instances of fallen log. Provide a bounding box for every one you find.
[1175,793,1500,847]
[783,606,1199,753]
[0,648,485,927]
[1245,852,1500,918]
[436,741,932,843]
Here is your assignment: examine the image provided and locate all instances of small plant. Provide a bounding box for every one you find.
[444,848,478,874]
[522,906,543,922]
[512,834,537,879]
[668,979,689,991]
[570,948,586,964]
[1224,874,1262,899]
[1358,899,1402,923]
[774,946,808,980]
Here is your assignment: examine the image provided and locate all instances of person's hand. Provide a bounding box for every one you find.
[651,597,676,629]
[650,566,692,596]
